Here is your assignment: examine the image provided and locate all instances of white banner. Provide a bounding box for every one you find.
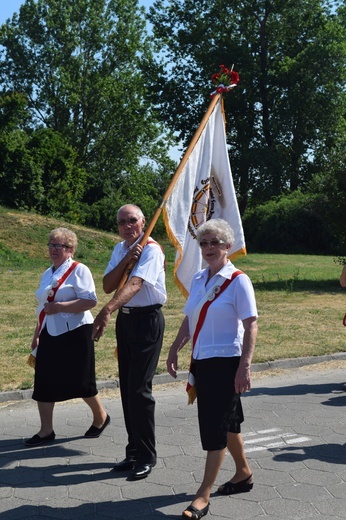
[163,98,246,296]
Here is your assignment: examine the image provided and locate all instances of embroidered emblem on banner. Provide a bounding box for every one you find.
[187,168,225,239]
[188,178,215,239]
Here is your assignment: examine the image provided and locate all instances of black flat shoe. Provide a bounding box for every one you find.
[130,461,156,480]
[25,431,56,446]
[84,414,110,438]
[182,502,210,519]
[112,457,136,472]
[217,474,253,495]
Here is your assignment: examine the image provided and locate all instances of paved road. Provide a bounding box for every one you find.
[0,358,345,519]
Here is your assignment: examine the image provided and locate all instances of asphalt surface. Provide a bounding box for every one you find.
[0,353,345,520]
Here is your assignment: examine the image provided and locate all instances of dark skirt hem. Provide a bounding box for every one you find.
[194,356,244,451]
[32,324,98,403]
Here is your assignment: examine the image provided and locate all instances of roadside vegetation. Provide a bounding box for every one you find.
[1,207,344,392]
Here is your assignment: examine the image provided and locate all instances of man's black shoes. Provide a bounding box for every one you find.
[130,462,155,480]
[112,458,156,479]
[112,458,136,472]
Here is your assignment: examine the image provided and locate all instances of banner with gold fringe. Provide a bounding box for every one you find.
[163,91,246,297]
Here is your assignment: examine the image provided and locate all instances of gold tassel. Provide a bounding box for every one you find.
[27,353,36,369]
[187,386,197,405]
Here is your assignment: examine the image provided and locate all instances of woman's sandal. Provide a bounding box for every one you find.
[217,474,253,495]
[182,502,210,519]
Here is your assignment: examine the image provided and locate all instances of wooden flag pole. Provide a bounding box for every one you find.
[117,92,222,288]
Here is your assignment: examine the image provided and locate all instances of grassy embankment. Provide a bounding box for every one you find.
[0,206,345,392]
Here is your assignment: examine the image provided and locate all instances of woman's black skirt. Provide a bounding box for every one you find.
[32,324,97,402]
[194,356,244,451]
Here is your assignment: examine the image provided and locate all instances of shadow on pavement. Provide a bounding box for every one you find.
[320,394,346,407]
[0,495,191,519]
[0,438,115,486]
[0,438,193,518]
[272,443,346,464]
[250,382,344,397]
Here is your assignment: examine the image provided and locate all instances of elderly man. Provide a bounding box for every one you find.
[92,204,166,479]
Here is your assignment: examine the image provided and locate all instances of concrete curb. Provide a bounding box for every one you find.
[1,351,345,403]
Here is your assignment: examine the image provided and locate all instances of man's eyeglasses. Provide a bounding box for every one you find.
[48,243,70,250]
[199,239,225,248]
[117,217,142,227]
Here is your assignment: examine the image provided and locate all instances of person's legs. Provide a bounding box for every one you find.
[116,314,136,460]
[37,401,55,436]
[83,395,108,428]
[116,309,165,463]
[193,357,252,503]
[182,358,231,516]
[216,431,253,494]
[226,431,252,481]
[183,448,226,517]
[127,309,164,464]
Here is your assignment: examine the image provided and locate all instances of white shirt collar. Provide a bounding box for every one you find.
[196,260,235,281]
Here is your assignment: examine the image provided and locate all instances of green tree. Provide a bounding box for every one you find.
[148,0,346,213]
[0,91,41,210]
[0,93,88,216]
[308,114,346,255]
[85,162,173,233]
[29,128,88,221]
[0,0,174,224]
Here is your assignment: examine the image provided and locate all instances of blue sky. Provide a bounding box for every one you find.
[0,1,23,23]
[0,1,155,24]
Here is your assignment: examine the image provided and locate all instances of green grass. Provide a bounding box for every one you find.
[0,206,345,391]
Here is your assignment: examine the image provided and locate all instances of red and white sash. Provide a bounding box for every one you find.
[28,261,79,368]
[186,269,243,404]
[36,261,79,336]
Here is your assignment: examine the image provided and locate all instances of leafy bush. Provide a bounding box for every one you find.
[243,191,337,254]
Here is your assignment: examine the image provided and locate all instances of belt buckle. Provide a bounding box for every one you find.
[121,307,130,314]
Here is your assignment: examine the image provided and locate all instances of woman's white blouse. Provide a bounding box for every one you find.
[183,261,258,360]
[35,258,97,336]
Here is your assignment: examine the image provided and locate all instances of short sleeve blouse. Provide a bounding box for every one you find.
[183,261,258,360]
[36,258,97,336]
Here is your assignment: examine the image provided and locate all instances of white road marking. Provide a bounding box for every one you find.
[231,429,312,454]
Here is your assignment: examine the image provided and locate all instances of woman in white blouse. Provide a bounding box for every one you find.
[25,228,110,446]
[167,219,258,520]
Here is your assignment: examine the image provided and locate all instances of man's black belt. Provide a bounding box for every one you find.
[120,304,162,315]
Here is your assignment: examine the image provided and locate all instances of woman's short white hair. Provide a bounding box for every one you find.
[49,227,77,250]
[196,219,234,246]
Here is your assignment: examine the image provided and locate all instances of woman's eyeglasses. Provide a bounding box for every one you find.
[117,217,142,226]
[47,243,70,250]
[199,239,225,248]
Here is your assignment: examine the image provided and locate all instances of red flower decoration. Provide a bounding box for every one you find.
[210,65,240,97]
[211,64,240,87]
